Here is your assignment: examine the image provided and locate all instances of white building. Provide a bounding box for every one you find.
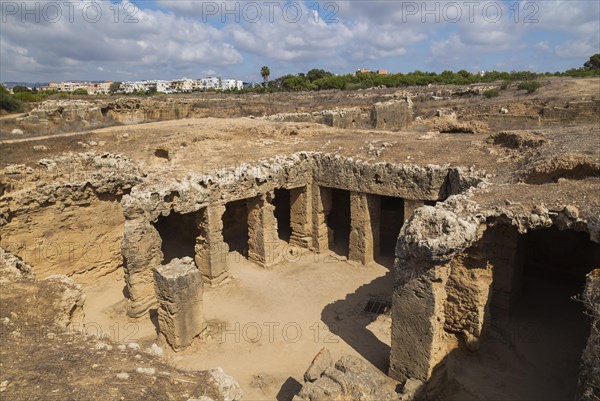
[221,79,243,91]
[171,78,197,92]
[199,77,221,90]
[156,81,172,93]
[198,77,243,91]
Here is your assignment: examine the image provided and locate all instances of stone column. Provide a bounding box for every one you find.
[389,267,449,384]
[312,185,332,253]
[195,205,229,286]
[123,219,163,318]
[247,194,282,268]
[403,200,424,223]
[349,192,380,265]
[289,186,312,249]
[153,257,204,351]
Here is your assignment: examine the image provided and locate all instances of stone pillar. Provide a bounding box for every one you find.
[403,200,424,223]
[312,185,332,253]
[123,219,163,318]
[247,194,282,268]
[349,192,380,264]
[289,186,312,249]
[195,205,229,285]
[153,257,204,351]
[389,267,449,384]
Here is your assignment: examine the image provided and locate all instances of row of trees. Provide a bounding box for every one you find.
[1,55,598,111]
[261,54,600,92]
[269,67,599,92]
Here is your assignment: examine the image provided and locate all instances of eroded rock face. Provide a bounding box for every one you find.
[390,189,600,391]
[266,99,413,131]
[17,100,103,126]
[0,153,141,284]
[578,269,600,400]
[44,275,86,328]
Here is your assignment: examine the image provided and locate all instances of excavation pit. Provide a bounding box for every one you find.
[3,81,599,401]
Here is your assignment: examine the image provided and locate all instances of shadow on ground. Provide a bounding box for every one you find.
[321,266,394,373]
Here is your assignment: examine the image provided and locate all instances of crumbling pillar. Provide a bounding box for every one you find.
[289,186,313,249]
[195,205,229,285]
[123,219,164,318]
[403,199,424,223]
[349,192,381,264]
[247,194,282,267]
[153,257,204,351]
[312,185,332,253]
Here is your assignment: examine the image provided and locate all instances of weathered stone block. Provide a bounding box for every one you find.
[304,347,333,382]
[290,186,313,249]
[153,257,204,351]
[371,99,412,131]
[312,185,332,253]
[247,194,282,267]
[195,205,230,285]
[349,192,380,265]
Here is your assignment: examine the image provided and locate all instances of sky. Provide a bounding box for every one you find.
[1,0,599,83]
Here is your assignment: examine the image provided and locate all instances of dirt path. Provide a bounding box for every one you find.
[0,128,101,144]
[0,112,25,120]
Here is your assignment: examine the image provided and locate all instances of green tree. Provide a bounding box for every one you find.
[282,75,305,91]
[306,68,333,82]
[517,80,541,93]
[583,54,600,70]
[109,81,122,94]
[0,84,23,112]
[260,65,270,90]
[73,88,88,95]
[145,86,157,95]
[12,85,31,93]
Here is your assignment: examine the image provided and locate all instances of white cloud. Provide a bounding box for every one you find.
[555,40,597,59]
[0,0,243,81]
[535,41,550,51]
[1,0,599,81]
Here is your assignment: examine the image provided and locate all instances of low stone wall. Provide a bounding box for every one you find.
[266,99,413,131]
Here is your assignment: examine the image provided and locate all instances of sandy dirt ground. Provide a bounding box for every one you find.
[84,249,394,401]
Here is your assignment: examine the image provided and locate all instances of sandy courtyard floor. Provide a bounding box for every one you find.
[85,250,394,400]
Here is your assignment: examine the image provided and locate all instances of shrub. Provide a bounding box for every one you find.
[0,85,23,112]
[517,80,541,93]
[483,89,500,98]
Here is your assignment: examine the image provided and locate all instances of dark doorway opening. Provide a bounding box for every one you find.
[153,210,199,264]
[222,199,249,256]
[273,188,291,242]
[379,196,404,259]
[327,188,351,257]
[479,227,600,400]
